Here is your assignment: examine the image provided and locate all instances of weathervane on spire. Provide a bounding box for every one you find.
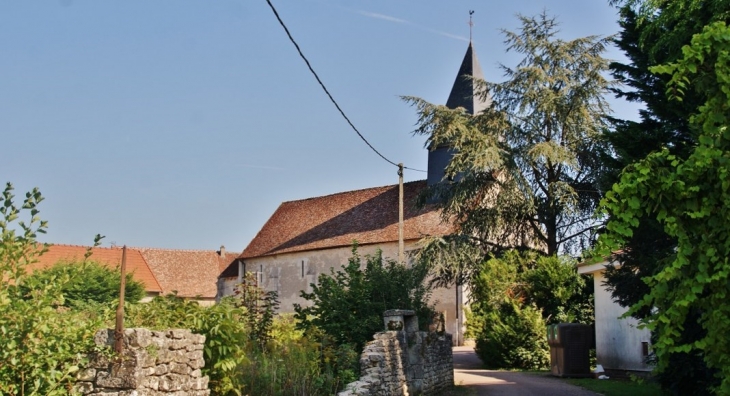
[469,10,474,42]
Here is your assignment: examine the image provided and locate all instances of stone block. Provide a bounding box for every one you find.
[94,329,114,347]
[156,349,175,364]
[192,334,206,344]
[159,374,185,391]
[169,329,188,339]
[154,364,169,375]
[77,368,96,382]
[142,375,160,391]
[128,349,156,368]
[124,328,153,348]
[186,349,204,361]
[191,376,210,390]
[171,362,192,375]
[95,370,126,388]
[73,381,94,394]
[172,339,192,350]
[189,357,206,369]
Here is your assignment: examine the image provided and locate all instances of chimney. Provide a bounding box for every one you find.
[219,245,225,257]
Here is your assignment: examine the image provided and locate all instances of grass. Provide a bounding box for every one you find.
[564,377,663,396]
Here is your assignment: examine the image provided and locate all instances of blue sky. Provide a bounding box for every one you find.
[1,0,637,252]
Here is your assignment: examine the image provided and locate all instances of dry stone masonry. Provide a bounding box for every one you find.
[339,310,454,396]
[75,328,210,396]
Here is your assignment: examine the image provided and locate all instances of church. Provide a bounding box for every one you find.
[220,41,489,346]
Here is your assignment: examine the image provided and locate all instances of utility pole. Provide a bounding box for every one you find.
[115,245,128,353]
[398,163,404,264]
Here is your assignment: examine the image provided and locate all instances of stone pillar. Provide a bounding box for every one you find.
[383,309,417,332]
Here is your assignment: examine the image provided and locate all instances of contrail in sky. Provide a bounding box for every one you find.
[355,9,470,42]
[357,11,408,24]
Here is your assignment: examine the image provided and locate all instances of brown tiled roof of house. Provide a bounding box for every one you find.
[218,253,240,278]
[137,248,236,299]
[218,251,240,274]
[29,245,163,293]
[240,180,453,259]
[219,254,240,279]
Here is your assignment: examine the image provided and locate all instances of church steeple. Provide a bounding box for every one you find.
[445,42,490,115]
[427,41,490,187]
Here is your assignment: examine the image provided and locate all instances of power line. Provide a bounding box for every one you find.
[264,0,426,173]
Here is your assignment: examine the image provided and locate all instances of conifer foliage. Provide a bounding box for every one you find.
[405,13,612,286]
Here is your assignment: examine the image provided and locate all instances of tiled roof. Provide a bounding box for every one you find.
[29,245,163,293]
[240,180,453,259]
[137,248,236,299]
[218,251,240,279]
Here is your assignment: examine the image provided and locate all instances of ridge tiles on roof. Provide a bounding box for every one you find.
[240,180,452,259]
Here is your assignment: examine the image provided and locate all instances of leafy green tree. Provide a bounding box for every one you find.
[603,1,730,393]
[294,245,435,352]
[600,22,730,395]
[22,260,145,308]
[0,183,103,395]
[604,0,730,320]
[406,12,612,270]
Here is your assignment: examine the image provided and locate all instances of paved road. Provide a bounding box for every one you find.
[453,346,600,396]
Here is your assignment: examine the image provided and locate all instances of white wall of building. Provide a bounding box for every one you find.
[580,262,652,372]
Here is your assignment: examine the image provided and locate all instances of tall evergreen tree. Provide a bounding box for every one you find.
[405,13,612,285]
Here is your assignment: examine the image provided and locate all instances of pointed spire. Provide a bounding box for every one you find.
[445,42,490,115]
[427,40,491,188]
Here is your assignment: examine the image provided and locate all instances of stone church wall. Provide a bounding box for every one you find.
[234,242,466,344]
[74,328,210,396]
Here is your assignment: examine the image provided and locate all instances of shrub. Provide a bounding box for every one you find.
[472,300,550,370]
[22,260,145,307]
[294,245,435,352]
[233,272,280,350]
[237,330,357,396]
[0,183,105,395]
[466,250,591,369]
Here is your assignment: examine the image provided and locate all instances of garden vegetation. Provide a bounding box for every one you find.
[0,182,436,395]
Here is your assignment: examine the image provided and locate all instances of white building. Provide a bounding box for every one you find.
[578,260,653,373]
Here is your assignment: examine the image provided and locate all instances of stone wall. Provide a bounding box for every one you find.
[338,310,454,396]
[74,328,210,396]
